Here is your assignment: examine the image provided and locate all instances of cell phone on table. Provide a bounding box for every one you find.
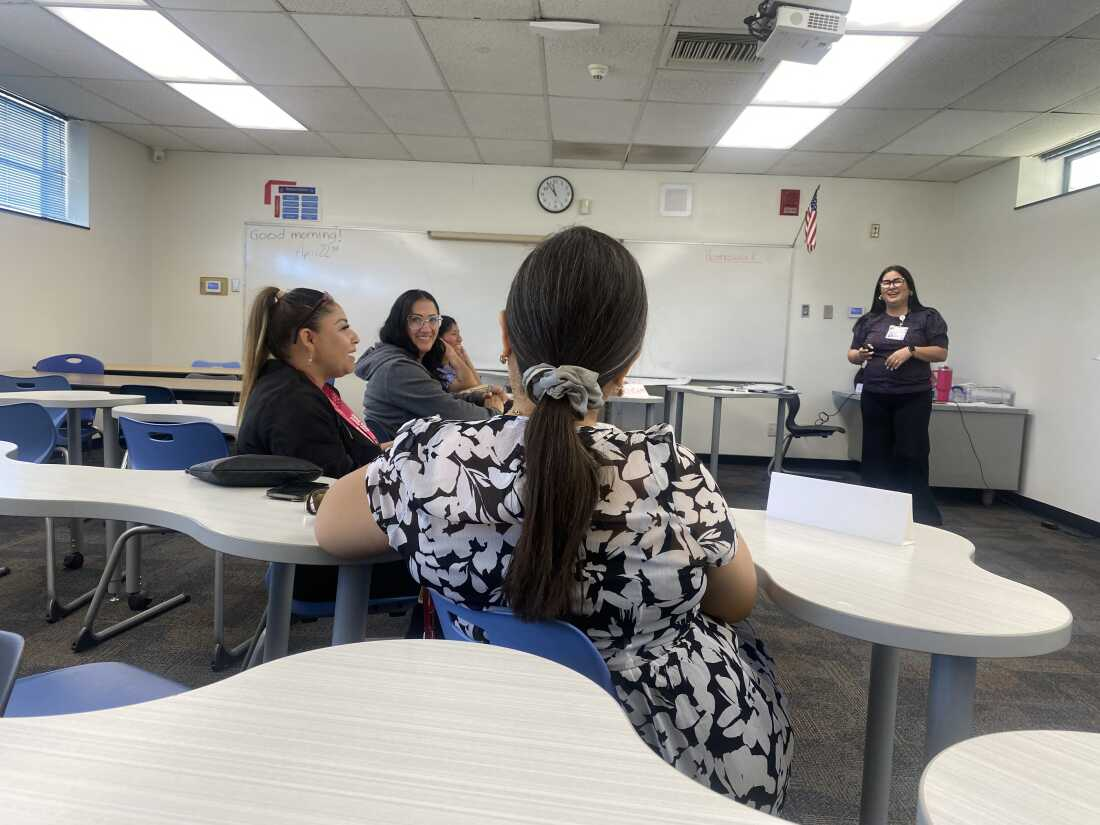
[265,480,329,502]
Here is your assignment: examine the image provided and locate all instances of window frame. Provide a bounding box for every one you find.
[1062,145,1100,195]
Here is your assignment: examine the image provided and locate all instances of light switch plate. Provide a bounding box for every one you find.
[824,304,834,319]
[801,304,810,318]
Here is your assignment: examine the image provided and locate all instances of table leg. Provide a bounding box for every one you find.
[709,396,722,481]
[772,396,787,474]
[674,391,685,442]
[859,644,900,825]
[332,564,373,646]
[926,654,977,762]
[65,409,85,555]
[645,401,657,428]
[263,562,295,662]
[101,413,126,598]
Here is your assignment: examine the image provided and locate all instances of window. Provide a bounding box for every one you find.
[0,89,69,223]
[1066,148,1100,194]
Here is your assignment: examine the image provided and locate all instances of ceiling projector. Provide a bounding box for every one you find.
[746,0,851,65]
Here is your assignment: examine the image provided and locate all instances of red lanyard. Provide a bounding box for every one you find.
[321,384,379,445]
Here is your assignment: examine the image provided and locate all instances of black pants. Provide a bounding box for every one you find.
[860,389,942,526]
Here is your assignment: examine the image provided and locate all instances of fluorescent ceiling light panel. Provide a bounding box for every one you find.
[48,8,241,83]
[846,0,965,32]
[169,83,305,130]
[718,106,836,149]
[755,35,915,106]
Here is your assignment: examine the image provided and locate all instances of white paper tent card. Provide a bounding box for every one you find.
[766,472,914,545]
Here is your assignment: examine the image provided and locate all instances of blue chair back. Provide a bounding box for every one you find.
[0,630,24,716]
[191,360,241,369]
[119,385,177,405]
[0,403,60,464]
[0,374,70,391]
[34,354,104,375]
[429,591,616,697]
[118,418,229,470]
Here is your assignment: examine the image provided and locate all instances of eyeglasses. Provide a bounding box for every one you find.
[407,314,443,329]
[305,487,327,515]
[880,279,907,289]
[294,291,333,341]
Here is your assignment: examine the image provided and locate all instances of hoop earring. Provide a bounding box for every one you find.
[499,353,508,364]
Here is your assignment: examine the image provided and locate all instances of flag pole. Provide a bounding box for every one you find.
[791,184,820,248]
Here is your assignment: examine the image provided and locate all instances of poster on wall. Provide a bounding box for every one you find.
[263,178,321,222]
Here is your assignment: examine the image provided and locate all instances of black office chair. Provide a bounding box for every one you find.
[768,393,846,476]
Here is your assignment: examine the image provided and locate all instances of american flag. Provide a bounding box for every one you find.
[803,186,819,253]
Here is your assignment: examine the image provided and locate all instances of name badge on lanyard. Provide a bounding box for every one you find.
[885,325,909,341]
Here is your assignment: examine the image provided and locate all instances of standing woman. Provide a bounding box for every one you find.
[848,265,949,525]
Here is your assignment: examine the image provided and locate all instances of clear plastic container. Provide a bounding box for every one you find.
[949,383,1014,405]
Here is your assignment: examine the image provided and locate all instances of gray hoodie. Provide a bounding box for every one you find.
[355,342,491,442]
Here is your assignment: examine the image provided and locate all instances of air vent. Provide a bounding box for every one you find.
[664,30,761,67]
[806,10,843,33]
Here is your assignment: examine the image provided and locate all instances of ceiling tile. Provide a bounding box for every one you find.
[882,110,1035,155]
[769,151,867,177]
[454,93,549,139]
[797,109,935,153]
[840,153,948,180]
[1058,88,1100,114]
[697,147,784,173]
[408,0,536,18]
[245,129,340,156]
[295,14,443,88]
[168,11,345,86]
[398,134,480,162]
[359,89,467,136]
[672,0,760,28]
[954,39,1100,113]
[74,79,225,127]
[0,44,51,77]
[913,156,1005,182]
[155,0,280,9]
[0,75,145,123]
[475,138,551,165]
[648,69,764,104]
[418,19,543,95]
[168,127,273,153]
[260,86,388,132]
[549,97,640,142]
[278,0,408,12]
[539,0,672,26]
[545,24,661,100]
[320,131,410,158]
[0,5,148,80]
[553,157,622,169]
[1071,13,1100,38]
[966,113,1100,157]
[934,0,1100,37]
[624,162,697,171]
[847,35,1049,110]
[553,140,626,161]
[633,101,738,146]
[103,123,201,151]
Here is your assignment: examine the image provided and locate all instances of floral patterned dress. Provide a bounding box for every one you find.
[366,415,794,812]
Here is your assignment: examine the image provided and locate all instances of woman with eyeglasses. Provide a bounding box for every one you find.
[848,265,949,525]
[237,287,414,605]
[316,228,793,813]
[355,290,504,442]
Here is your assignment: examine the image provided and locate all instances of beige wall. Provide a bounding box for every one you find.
[1,124,152,370]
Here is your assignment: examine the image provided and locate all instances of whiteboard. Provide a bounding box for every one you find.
[244,223,793,382]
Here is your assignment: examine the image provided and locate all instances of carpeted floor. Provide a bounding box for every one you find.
[1,455,1097,825]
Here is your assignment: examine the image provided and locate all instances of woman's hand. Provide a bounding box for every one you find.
[441,340,459,365]
[885,347,912,370]
[483,387,507,413]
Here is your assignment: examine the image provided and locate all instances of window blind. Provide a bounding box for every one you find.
[0,89,68,222]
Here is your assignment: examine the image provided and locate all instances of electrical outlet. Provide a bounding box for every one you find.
[870,223,881,239]
[767,423,777,437]
[801,304,810,318]
[824,304,834,319]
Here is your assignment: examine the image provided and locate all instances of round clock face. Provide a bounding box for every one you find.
[537,175,574,213]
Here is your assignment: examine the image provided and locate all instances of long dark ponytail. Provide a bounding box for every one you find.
[504,226,648,620]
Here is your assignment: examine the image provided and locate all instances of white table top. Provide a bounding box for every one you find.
[0,640,784,825]
[733,509,1073,658]
[477,368,691,389]
[0,391,145,409]
[917,730,1100,825]
[2,370,241,394]
[832,390,1029,415]
[673,384,792,399]
[0,441,362,566]
[105,362,241,377]
[113,403,239,436]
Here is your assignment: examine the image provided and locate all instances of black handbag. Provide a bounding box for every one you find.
[186,454,322,487]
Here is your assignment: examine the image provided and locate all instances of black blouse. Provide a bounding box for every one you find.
[851,307,949,394]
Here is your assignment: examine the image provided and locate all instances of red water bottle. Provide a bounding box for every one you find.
[934,366,952,402]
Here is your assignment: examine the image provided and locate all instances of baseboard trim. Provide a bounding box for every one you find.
[1004,494,1100,538]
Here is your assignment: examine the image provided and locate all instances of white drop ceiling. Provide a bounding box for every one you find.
[0,0,1099,182]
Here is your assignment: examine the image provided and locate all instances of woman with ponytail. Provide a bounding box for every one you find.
[314,228,792,812]
[237,287,415,605]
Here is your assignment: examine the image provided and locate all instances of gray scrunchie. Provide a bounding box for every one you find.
[522,363,605,417]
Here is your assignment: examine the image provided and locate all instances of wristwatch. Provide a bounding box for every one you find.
[908,345,916,355]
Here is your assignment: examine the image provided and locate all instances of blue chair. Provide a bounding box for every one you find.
[191,360,240,369]
[0,630,185,717]
[34,354,105,374]
[0,373,76,441]
[0,403,93,621]
[429,591,616,698]
[118,384,177,405]
[69,419,227,652]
